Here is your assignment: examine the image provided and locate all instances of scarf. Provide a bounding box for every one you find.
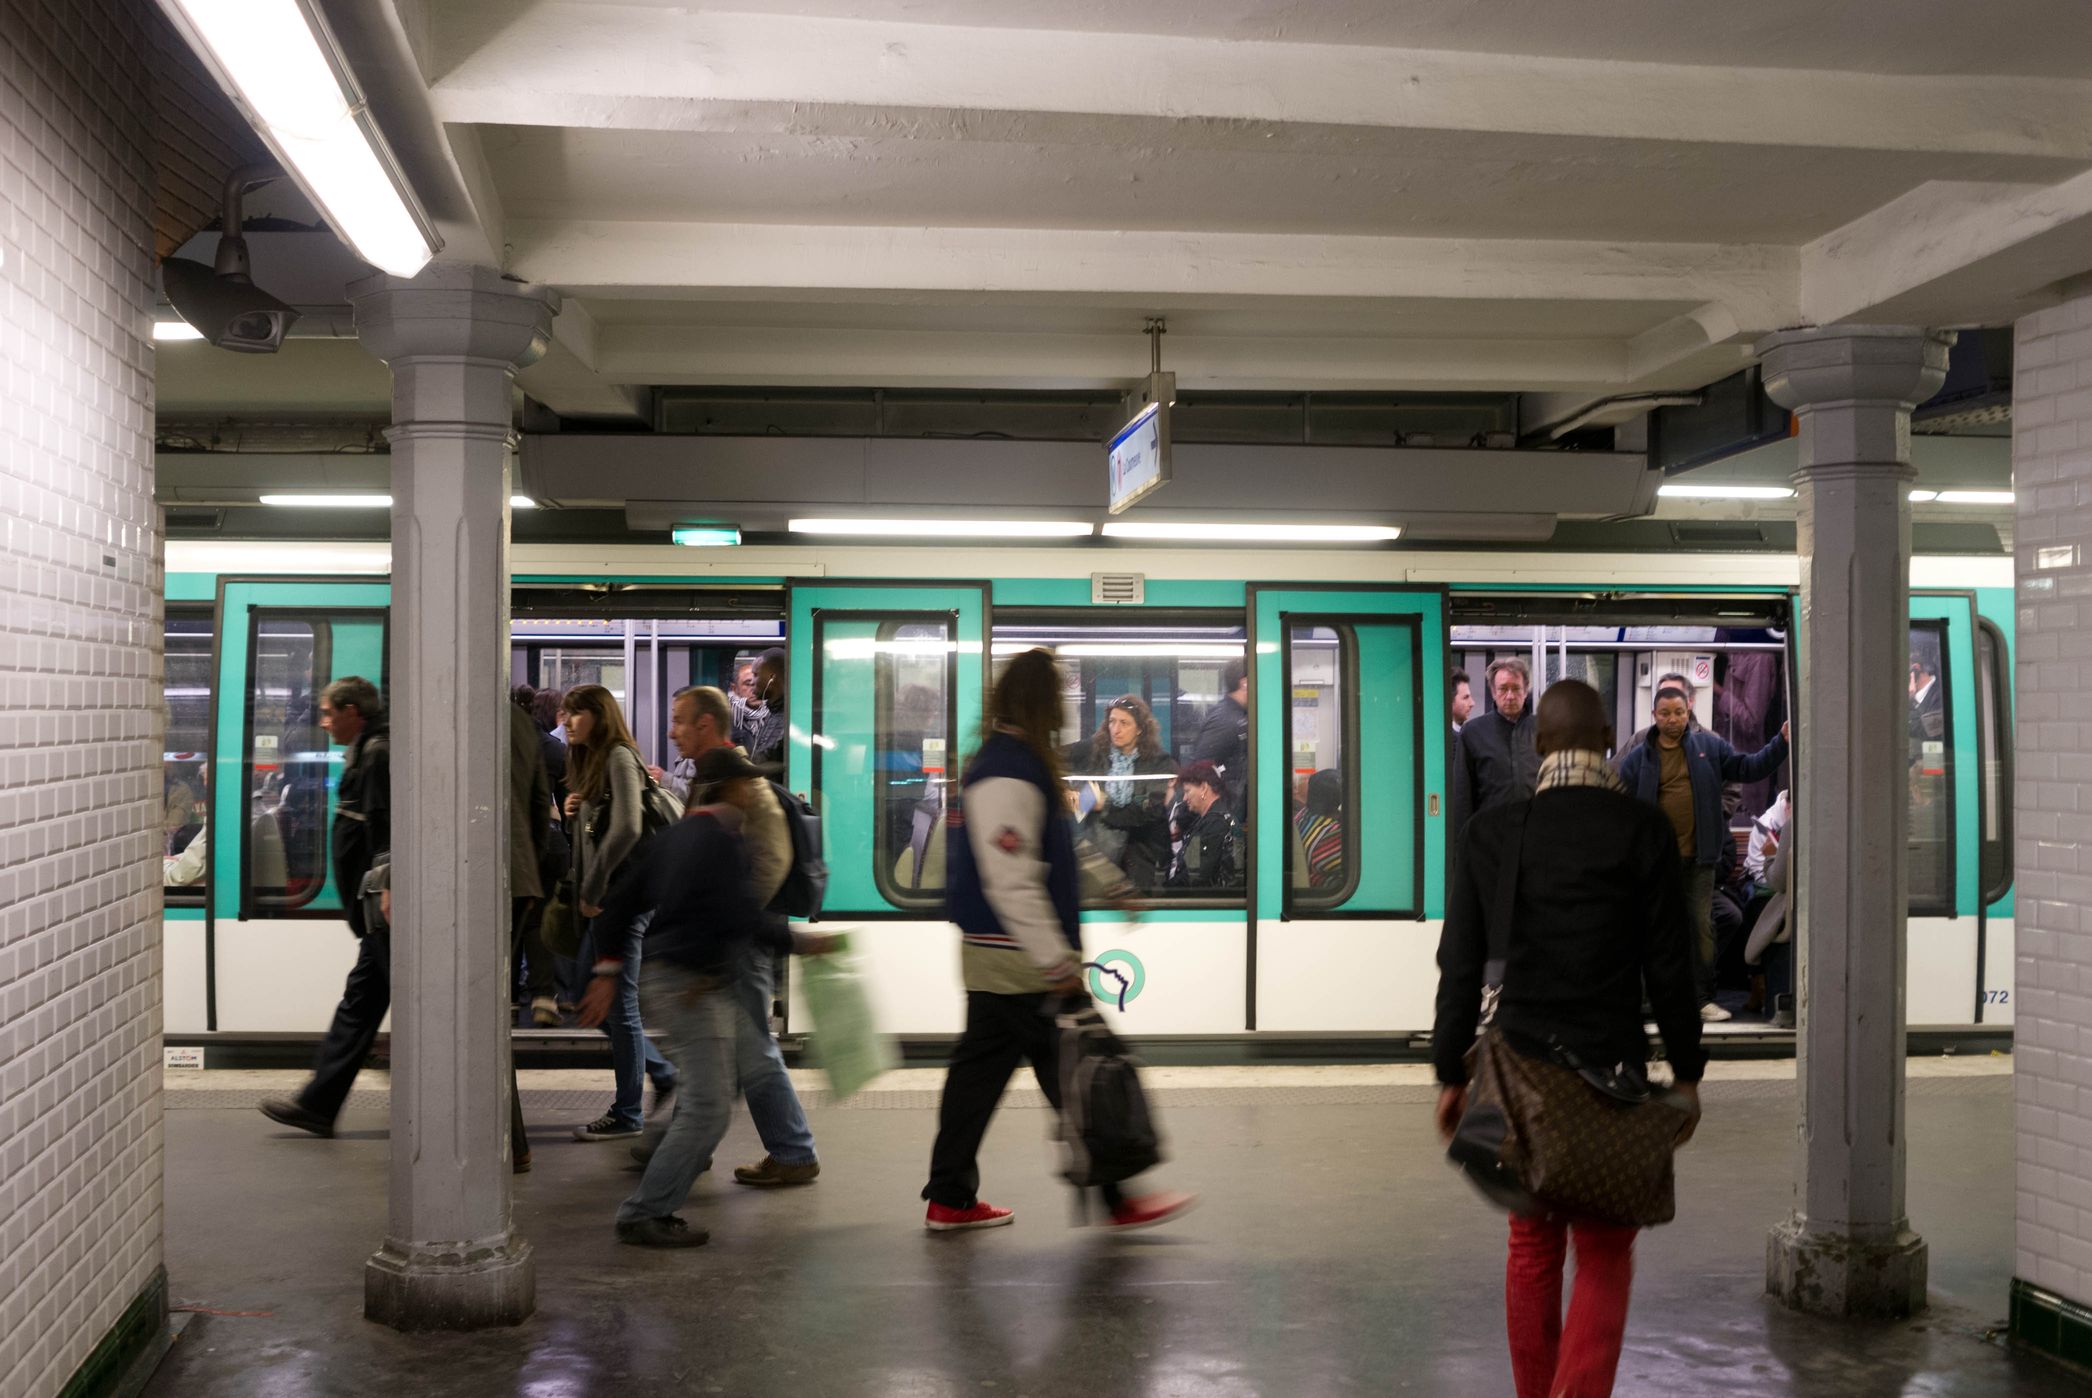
[1535,748,1624,795]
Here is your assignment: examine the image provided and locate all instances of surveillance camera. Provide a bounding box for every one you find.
[160,257,301,354]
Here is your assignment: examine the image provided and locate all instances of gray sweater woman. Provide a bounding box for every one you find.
[576,742,649,909]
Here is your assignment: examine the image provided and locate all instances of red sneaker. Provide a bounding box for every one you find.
[925,1200,1016,1232]
[1104,1190,1199,1232]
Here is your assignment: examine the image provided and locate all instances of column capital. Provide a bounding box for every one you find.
[349,264,559,372]
[1754,325,1955,414]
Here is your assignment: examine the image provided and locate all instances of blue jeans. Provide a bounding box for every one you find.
[619,962,736,1225]
[588,913,676,1130]
[735,943,816,1165]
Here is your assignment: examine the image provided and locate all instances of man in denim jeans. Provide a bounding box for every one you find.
[581,746,772,1247]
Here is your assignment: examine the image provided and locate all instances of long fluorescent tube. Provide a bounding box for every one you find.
[1934,490,2014,505]
[152,321,205,341]
[672,526,742,547]
[1100,522,1401,543]
[790,518,1095,538]
[158,0,442,277]
[511,496,537,509]
[1908,490,1939,503]
[259,493,390,507]
[991,642,1243,659]
[1656,484,1796,500]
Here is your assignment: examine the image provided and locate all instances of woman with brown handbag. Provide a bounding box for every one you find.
[1433,679,1706,1398]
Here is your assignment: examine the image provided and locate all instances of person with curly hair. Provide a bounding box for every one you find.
[1068,694,1177,890]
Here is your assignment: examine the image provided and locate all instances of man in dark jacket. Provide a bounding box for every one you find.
[1615,686,1788,1020]
[259,676,391,1137]
[582,746,769,1247]
[1192,659,1249,804]
[1167,760,1243,890]
[1448,657,1539,839]
[1432,679,1702,1398]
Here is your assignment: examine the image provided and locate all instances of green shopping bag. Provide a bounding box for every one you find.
[799,934,897,1101]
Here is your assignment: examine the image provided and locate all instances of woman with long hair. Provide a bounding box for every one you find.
[1069,694,1177,890]
[562,683,678,1141]
[921,649,1194,1233]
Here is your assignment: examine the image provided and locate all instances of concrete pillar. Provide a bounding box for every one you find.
[350,265,558,1331]
[1758,325,1953,1318]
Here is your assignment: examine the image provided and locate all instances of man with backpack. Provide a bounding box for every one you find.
[660,685,831,1188]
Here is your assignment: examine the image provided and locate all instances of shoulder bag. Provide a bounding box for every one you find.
[1446,801,1694,1228]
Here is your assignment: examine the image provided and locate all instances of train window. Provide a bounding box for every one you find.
[1976,619,2013,904]
[163,607,213,901]
[538,648,626,708]
[1285,626,1357,911]
[242,612,388,917]
[811,615,958,911]
[992,617,1248,904]
[1908,622,1954,912]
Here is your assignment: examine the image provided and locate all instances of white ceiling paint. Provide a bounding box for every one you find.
[253,0,2092,418]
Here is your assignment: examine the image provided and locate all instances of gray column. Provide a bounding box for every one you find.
[1758,325,1953,1319]
[350,265,558,1331]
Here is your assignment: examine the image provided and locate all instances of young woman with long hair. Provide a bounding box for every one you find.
[921,649,1194,1233]
[1068,694,1177,890]
[561,683,678,1141]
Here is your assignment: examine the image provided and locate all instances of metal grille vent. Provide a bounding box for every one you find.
[1091,572,1145,605]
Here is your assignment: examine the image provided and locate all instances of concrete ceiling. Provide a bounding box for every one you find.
[174,0,2092,437]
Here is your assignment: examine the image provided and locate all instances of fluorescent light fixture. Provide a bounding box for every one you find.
[992,642,1243,659]
[511,496,537,509]
[1656,484,1796,500]
[825,638,985,660]
[259,493,391,508]
[1935,490,2015,505]
[1099,522,1401,543]
[158,0,442,277]
[671,525,742,547]
[152,320,205,342]
[1908,490,1939,503]
[790,518,1094,539]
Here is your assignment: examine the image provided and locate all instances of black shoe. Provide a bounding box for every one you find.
[259,1097,334,1138]
[616,1215,709,1248]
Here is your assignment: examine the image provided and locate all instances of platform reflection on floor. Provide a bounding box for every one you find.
[150,1064,2075,1397]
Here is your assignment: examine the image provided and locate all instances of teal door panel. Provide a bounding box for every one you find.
[1910,593,1979,919]
[789,583,987,915]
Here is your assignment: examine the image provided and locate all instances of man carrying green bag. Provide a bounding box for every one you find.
[798,932,897,1101]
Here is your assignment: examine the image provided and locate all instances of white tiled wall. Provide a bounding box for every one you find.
[0,2,168,1394]
[2014,290,2092,1306]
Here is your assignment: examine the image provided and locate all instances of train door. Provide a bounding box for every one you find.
[784,582,988,1035]
[207,579,391,1032]
[1247,586,1447,1030]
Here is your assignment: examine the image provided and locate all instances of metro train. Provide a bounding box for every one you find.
[159,538,2014,1048]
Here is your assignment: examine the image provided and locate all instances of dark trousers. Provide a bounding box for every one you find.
[923,990,1125,1211]
[297,925,390,1124]
[509,897,536,1163]
[513,896,556,1001]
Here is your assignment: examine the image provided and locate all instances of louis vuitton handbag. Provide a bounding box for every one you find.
[1446,804,1695,1228]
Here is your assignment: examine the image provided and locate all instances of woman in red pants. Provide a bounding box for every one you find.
[1432,680,1705,1397]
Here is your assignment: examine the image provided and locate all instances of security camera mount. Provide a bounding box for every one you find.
[160,164,303,353]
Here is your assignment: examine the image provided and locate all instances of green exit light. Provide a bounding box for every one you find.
[672,525,742,547]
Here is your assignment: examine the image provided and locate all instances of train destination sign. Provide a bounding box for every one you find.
[1107,399,1171,514]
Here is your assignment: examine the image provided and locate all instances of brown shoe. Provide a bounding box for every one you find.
[733,1155,820,1188]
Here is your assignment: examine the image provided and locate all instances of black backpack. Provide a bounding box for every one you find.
[1055,1002,1162,1190]
[767,781,828,919]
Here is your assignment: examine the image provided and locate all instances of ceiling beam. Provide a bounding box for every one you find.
[428,5,2092,160]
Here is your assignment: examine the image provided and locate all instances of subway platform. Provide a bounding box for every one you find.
[147,1058,2071,1397]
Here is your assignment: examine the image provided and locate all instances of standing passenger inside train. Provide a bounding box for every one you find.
[1193,659,1250,806]
[1449,668,1474,736]
[1450,658,1539,838]
[923,648,1195,1233]
[1071,695,1177,890]
[1433,679,1704,1398]
[1293,768,1344,892]
[1169,760,1245,890]
[1615,686,1788,1023]
[563,684,679,1142]
[258,677,391,1138]
[744,648,790,777]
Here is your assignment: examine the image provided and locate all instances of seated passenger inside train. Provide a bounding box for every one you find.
[1066,695,1177,889]
[1293,769,1344,892]
[1168,759,1244,891]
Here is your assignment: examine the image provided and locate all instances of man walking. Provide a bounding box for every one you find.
[259,677,391,1137]
[1449,658,1539,838]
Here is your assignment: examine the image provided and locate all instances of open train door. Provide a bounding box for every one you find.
[783,581,989,1035]
[206,578,391,1032]
[1246,585,1448,1031]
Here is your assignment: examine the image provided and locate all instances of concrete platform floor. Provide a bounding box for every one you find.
[147,1060,2084,1397]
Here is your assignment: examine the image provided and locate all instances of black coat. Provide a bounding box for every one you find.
[1192,694,1249,798]
[331,728,391,937]
[1433,785,1705,1086]
[1448,708,1538,839]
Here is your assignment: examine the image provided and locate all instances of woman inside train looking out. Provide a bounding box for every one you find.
[1069,694,1176,890]
[562,684,678,1142]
